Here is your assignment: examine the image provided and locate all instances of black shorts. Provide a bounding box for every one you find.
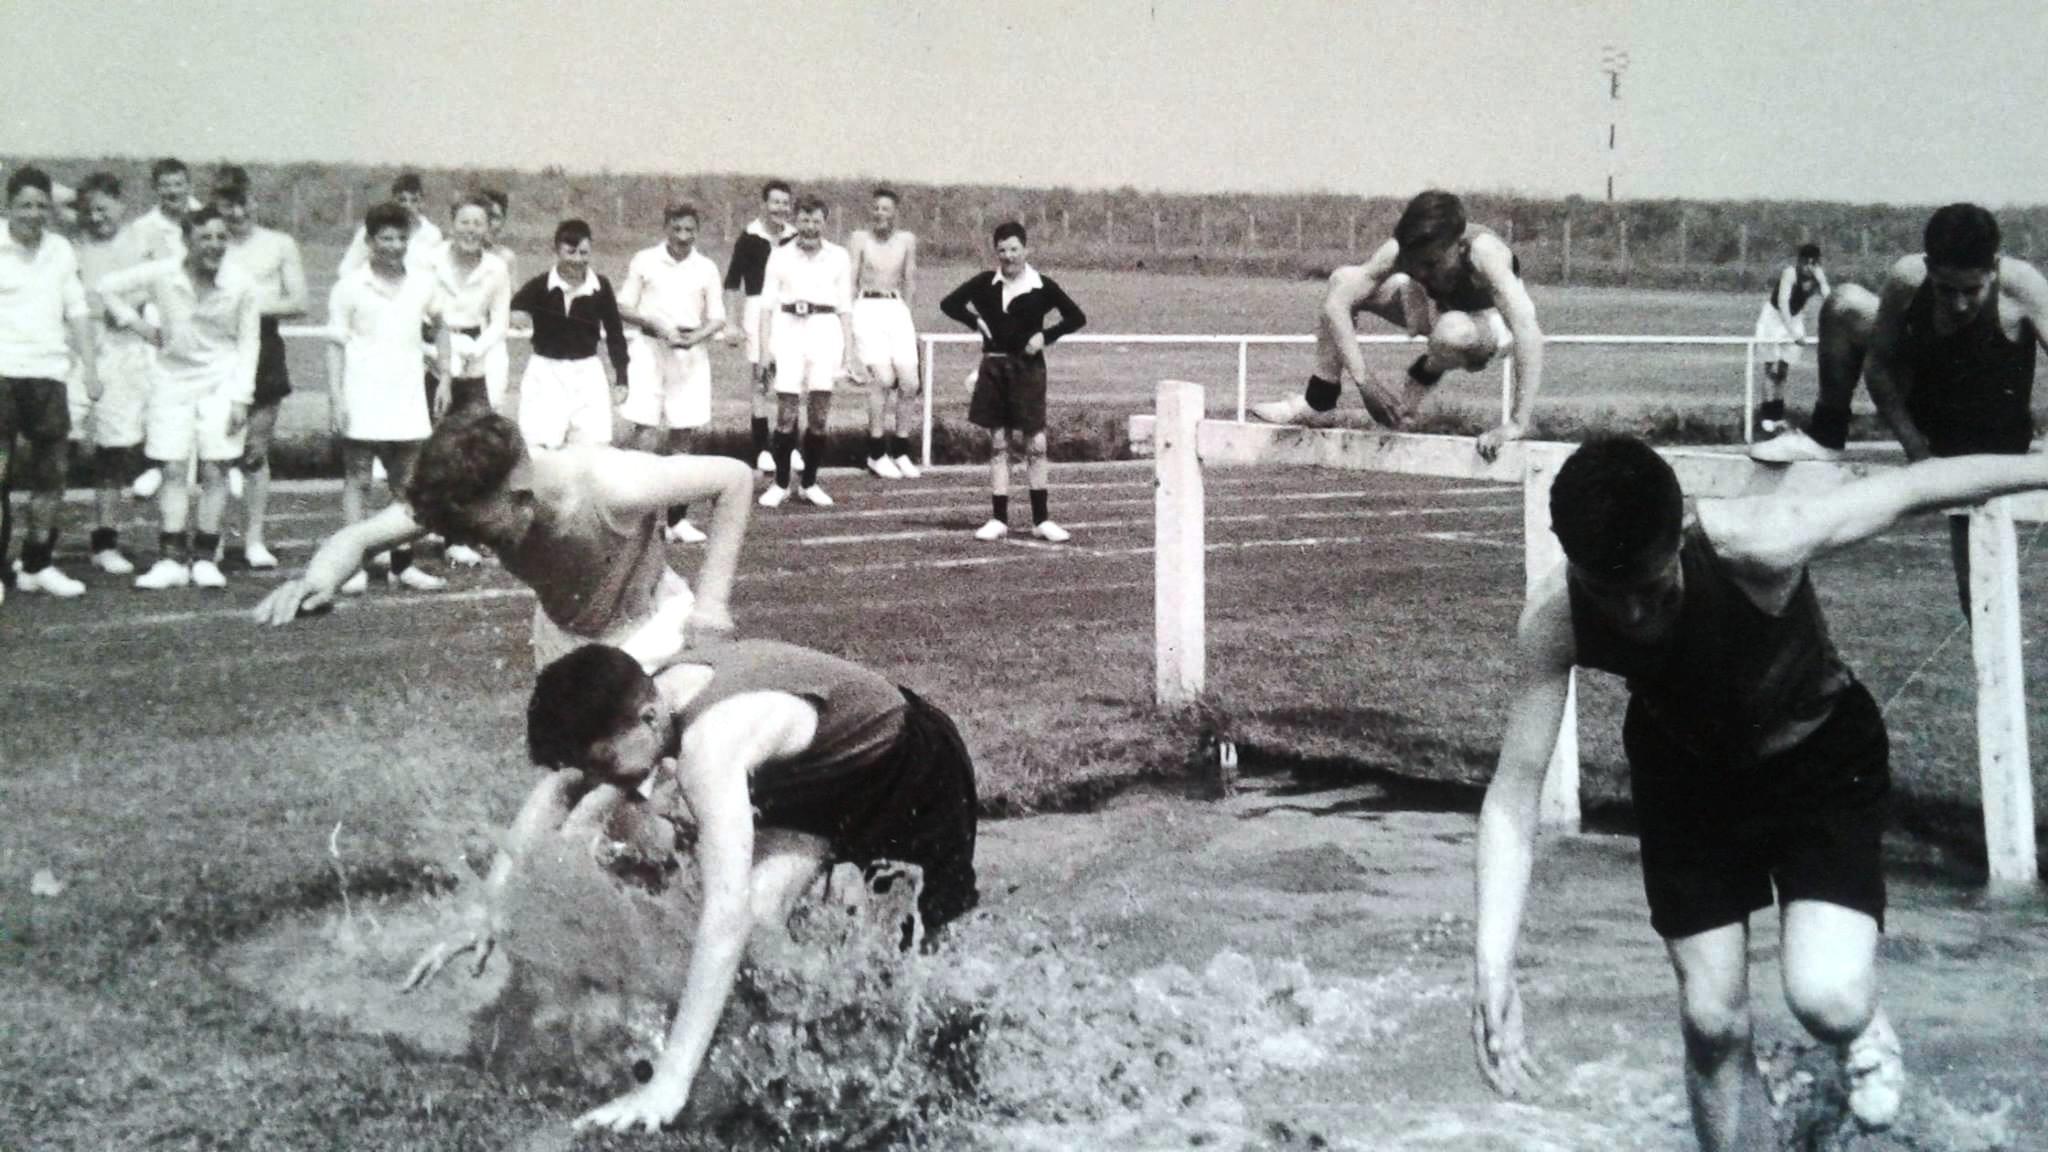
[0,375,71,445]
[1626,681,1890,940]
[968,353,1048,437]
[254,317,292,407]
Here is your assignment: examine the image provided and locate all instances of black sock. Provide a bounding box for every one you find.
[866,435,884,462]
[1407,354,1444,389]
[889,434,909,459]
[772,429,796,487]
[193,531,220,562]
[21,529,55,573]
[1759,398,1785,422]
[1304,374,1341,412]
[751,416,770,455]
[801,431,825,487]
[668,504,689,527]
[0,480,12,568]
[90,526,118,553]
[161,531,190,564]
[390,546,413,574]
[991,494,1009,523]
[1030,488,1049,525]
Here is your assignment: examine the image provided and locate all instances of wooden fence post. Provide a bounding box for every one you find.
[1153,209,1162,251]
[1677,212,1689,269]
[1155,381,1206,707]
[1738,223,1749,270]
[1562,214,1573,284]
[1969,499,2040,893]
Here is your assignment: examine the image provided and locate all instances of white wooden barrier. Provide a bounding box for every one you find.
[1148,382,2042,893]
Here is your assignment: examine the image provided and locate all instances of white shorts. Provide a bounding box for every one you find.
[1754,303,1807,366]
[528,567,695,673]
[89,337,156,449]
[145,366,246,464]
[770,312,846,395]
[741,296,767,365]
[518,355,615,450]
[619,337,712,431]
[852,296,919,381]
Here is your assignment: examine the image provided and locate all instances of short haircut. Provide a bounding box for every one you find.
[871,186,899,204]
[1394,189,1468,256]
[1798,242,1822,261]
[992,220,1027,247]
[451,192,494,219]
[1549,434,1685,575]
[1924,203,2000,271]
[529,645,655,769]
[761,179,792,203]
[553,217,593,248]
[481,188,509,214]
[182,204,225,235]
[364,200,411,238]
[391,172,425,197]
[404,407,525,538]
[6,165,53,202]
[794,194,828,217]
[79,172,122,200]
[212,164,251,198]
[150,158,189,184]
[663,201,699,225]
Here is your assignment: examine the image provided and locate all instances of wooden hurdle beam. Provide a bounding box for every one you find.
[1146,386,2042,891]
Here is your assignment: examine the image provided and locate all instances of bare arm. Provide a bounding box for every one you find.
[2005,258,2048,360]
[63,264,97,399]
[902,233,918,311]
[589,453,753,636]
[337,226,369,277]
[1473,580,1575,1097]
[251,503,428,625]
[614,254,673,342]
[1323,241,1400,386]
[577,692,820,1133]
[1477,234,1544,435]
[474,261,512,358]
[1775,266,1802,334]
[274,236,308,317]
[230,284,262,407]
[95,259,177,334]
[1862,258,1933,461]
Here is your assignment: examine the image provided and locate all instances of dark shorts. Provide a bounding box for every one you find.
[254,317,292,407]
[1626,681,1890,940]
[968,353,1048,437]
[0,374,72,453]
[758,688,981,938]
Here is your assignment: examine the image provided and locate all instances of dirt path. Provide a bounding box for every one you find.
[228,769,2046,1150]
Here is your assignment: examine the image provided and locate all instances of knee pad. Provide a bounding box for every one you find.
[1304,375,1341,412]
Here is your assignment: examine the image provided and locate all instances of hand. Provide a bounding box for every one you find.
[845,362,869,387]
[1023,332,1046,356]
[432,380,452,420]
[252,577,336,626]
[1472,975,1545,1098]
[1359,379,1411,429]
[649,320,680,345]
[719,322,742,345]
[574,1078,692,1136]
[1476,422,1525,462]
[228,401,250,436]
[83,368,103,403]
[684,603,735,648]
[611,382,629,408]
[137,319,164,348]
[400,923,497,991]
[751,362,770,387]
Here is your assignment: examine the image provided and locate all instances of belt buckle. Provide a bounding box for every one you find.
[792,300,812,317]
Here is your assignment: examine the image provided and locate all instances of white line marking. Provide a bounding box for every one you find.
[800,503,1517,546]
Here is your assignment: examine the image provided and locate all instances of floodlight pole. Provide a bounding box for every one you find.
[1601,47,1629,203]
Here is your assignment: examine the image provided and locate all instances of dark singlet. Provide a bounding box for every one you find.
[1421,231,1520,314]
[1770,271,1820,316]
[1569,515,1852,764]
[1900,277,2038,456]
[669,640,908,833]
[497,463,672,637]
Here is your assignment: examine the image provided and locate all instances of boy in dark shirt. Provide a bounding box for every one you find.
[510,218,631,449]
[939,222,1086,542]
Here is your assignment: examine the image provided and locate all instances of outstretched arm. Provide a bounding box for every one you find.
[252,503,427,624]
[1473,581,1574,1098]
[1478,235,1543,459]
[1323,241,1400,387]
[589,453,753,639]
[576,692,820,1134]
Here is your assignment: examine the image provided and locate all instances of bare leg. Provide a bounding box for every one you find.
[988,427,1010,499]
[240,403,281,553]
[1667,921,1774,1152]
[1808,284,1878,450]
[340,442,374,529]
[194,461,230,535]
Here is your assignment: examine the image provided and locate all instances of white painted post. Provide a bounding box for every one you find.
[1968,499,2039,892]
[920,336,936,467]
[1236,341,1249,423]
[1156,381,1206,707]
[1743,343,1757,443]
[1522,450,1581,830]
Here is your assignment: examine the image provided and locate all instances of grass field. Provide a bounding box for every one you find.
[5,452,2047,1148]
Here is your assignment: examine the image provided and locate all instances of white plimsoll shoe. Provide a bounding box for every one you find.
[93,549,136,576]
[227,467,246,500]
[134,559,191,590]
[445,543,485,567]
[868,455,903,479]
[759,484,789,508]
[340,570,370,595]
[1032,520,1072,543]
[1843,1012,1905,1130]
[242,543,279,570]
[130,467,164,499]
[892,455,921,479]
[372,457,389,483]
[799,484,834,508]
[1251,395,1316,425]
[393,566,447,592]
[974,518,1009,541]
[790,448,805,475]
[667,519,708,544]
[190,559,228,589]
[756,450,774,473]
[1749,427,1842,464]
[18,564,88,597]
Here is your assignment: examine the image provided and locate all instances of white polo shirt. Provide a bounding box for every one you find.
[429,244,512,331]
[0,227,89,380]
[337,216,446,276]
[761,239,853,316]
[120,207,188,264]
[620,242,726,331]
[329,262,442,439]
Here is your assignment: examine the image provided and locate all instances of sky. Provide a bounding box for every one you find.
[6,0,2045,206]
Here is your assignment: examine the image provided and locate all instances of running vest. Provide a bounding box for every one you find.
[1770,271,1820,316]
[1900,277,2038,456]
[670,640,908,814]
[1428,243,1519,314]
[1568,517,1852,764]
[498,459,672,638]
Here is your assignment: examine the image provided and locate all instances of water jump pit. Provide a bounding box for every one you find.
[226,776,2036,1150]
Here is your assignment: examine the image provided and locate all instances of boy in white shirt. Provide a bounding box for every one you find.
[72,172,157,577]
[337,172,444,276]
[617,203,726,543]
[757,196,862,508]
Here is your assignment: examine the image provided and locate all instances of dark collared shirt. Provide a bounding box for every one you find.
[510,268,630,373]
[938,266,1086,357]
